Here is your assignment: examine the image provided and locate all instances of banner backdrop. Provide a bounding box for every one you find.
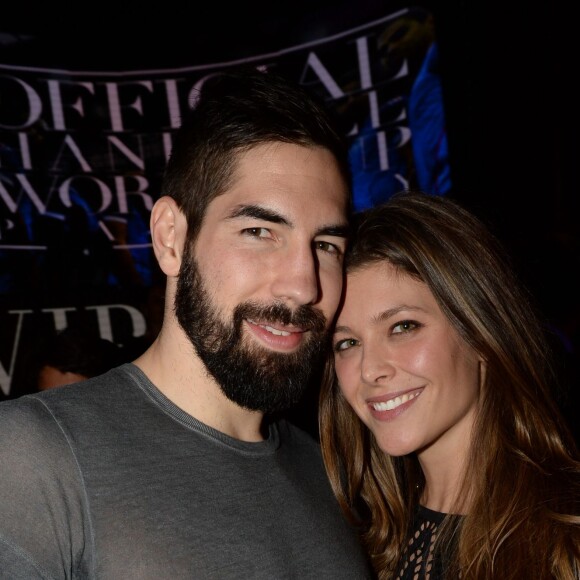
[0,5,450,397]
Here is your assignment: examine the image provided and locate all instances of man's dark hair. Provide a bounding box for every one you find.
[161,66,352,241]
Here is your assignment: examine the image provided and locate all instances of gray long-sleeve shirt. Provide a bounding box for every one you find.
[0,364,372,579]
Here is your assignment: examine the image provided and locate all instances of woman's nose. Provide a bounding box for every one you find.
[361,342,395,385]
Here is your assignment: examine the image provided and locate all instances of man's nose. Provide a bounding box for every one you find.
[270,244,319,306]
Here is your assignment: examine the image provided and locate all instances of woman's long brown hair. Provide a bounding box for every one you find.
[320,192,580,579]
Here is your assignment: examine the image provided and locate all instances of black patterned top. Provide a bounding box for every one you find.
[394,505,462,579]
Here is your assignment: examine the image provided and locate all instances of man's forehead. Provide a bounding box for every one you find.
[197,142,349,232]
[205,182,348,228]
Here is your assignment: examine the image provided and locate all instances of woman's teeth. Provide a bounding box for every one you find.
[371,391,420,411]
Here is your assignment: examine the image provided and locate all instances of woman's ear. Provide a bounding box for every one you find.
[478,358,487,391]
[150,196,187,277]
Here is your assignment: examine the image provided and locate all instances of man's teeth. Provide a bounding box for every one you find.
[262,325,291,336]
[371,392,419,411]
[248,319,291,336]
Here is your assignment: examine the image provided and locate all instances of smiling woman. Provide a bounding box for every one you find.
[333,260,482,463]
[319,191,580,580]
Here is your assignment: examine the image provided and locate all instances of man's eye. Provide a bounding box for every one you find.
[392,320,418,334]
[243,227,271,238]
[334,338,358,352]
[314,240,341,255]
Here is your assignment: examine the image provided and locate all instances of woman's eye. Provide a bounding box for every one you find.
[334,338,358,352]
[392,320,418,334]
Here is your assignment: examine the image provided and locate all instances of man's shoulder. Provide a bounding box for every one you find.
[42,362,136,397]
[0,363,160,478]
[0,363,140,434]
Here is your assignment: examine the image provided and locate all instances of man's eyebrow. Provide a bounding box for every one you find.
[316,224,349,239]
[227,204,289,225]
[227,204,349,238]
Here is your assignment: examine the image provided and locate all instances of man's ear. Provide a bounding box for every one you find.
[150,196,187,277]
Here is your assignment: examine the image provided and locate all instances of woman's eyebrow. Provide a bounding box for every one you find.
[333,324,352,335]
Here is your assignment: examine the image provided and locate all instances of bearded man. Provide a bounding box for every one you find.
[0,67,372,579]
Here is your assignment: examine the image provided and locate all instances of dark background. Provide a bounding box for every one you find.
[2,1,579,437]
[3,1,578,301]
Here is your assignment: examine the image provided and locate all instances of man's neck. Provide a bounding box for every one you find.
[133,328,265,442]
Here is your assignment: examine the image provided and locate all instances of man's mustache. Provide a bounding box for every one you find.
[234,301,327,334]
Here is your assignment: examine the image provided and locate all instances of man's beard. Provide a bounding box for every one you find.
[174,245,329,415]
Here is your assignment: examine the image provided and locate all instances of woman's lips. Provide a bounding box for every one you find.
[367,387,424,420]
